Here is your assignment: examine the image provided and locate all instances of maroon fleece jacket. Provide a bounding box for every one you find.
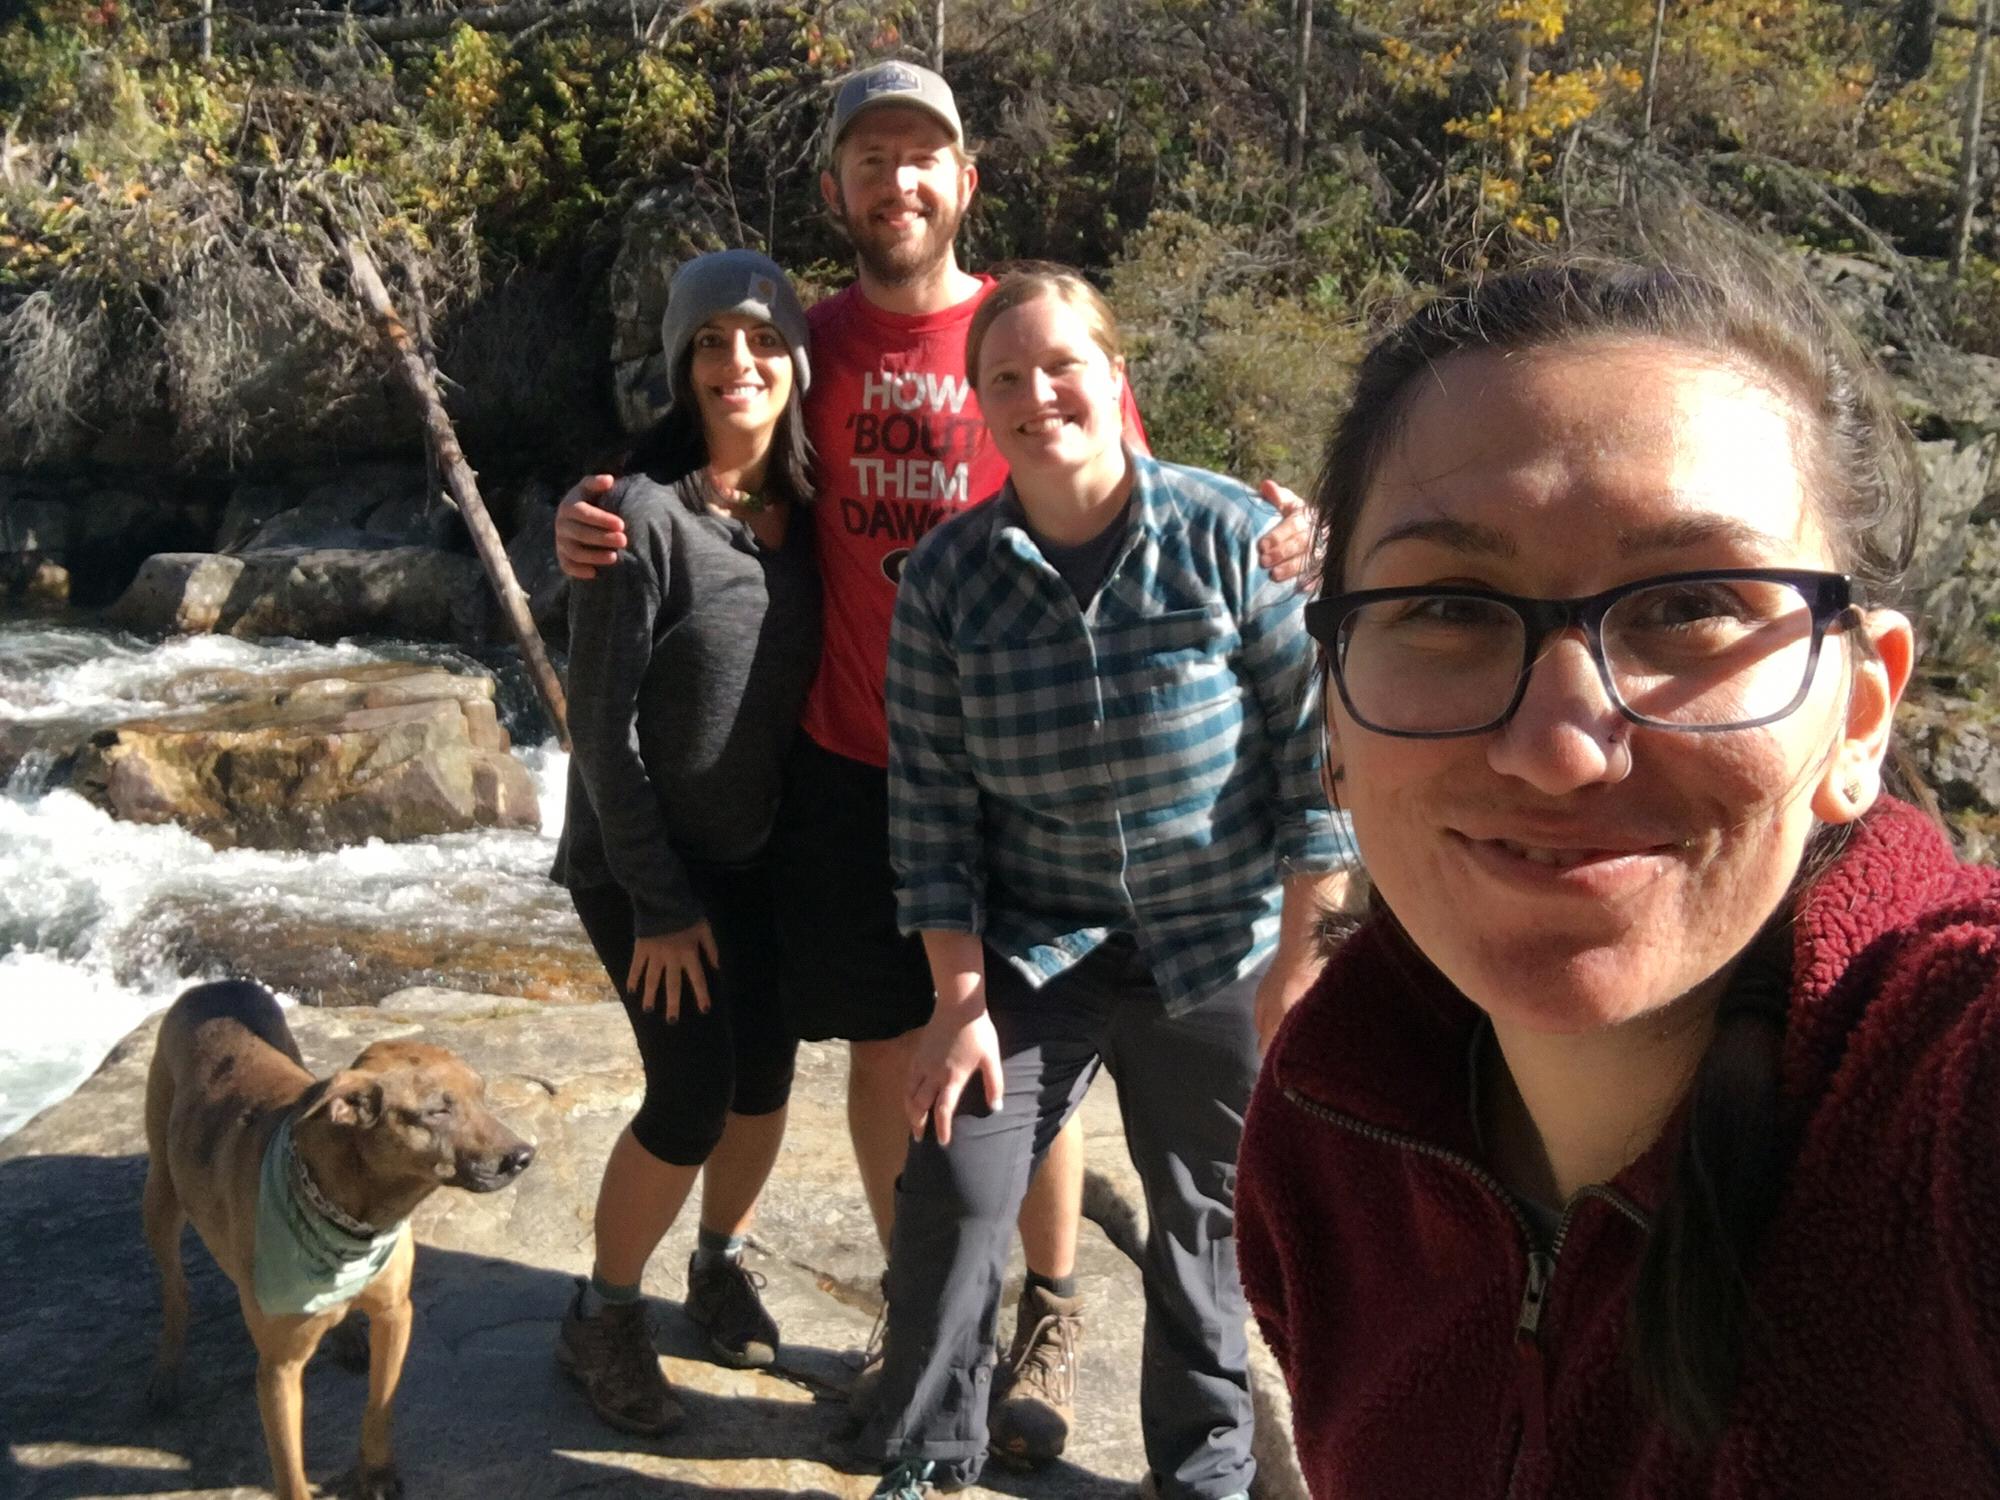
[1237,799,2000,1498]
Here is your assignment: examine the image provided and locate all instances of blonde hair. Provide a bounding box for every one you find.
[965,264,1123,388]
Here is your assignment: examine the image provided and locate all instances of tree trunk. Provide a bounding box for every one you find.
[334,230,571,749]
[1289,0,1313,181]
[932,0,946,73]
[1639,0,1668,148]
[199,0,213,62]
[1507,24,1533,178]
[1953,0,1995,275]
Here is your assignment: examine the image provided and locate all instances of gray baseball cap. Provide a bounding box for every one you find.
[658,249,810,405]
[826,60,963,159]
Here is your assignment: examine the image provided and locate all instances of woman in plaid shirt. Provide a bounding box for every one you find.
[862,266,1350,1500]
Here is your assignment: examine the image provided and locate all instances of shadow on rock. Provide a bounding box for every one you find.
[2,1152,857,1498]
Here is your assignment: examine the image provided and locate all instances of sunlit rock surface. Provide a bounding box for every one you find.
[66,662,539,851]
[0,1000,1315,1499]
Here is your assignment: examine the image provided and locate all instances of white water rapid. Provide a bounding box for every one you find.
[0,621,572,1141]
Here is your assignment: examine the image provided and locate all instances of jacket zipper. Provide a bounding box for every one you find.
[1280,1086,1649,1498]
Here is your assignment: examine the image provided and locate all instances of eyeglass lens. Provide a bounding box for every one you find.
[1338,577,1822,735]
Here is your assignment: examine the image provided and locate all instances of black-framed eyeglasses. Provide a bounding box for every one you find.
[1304,569,1856,739]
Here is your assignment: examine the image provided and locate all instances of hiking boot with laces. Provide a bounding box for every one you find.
[684,1250,781,1368]
[843,1271,890,1421]
[987,1282,1084,1469]
[870,1459,936,1499]
[555,1280,684,1437]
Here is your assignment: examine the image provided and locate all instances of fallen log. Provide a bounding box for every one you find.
[331,221,571,749]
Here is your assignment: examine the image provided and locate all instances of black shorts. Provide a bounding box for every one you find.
[770,736,935,1042]
[569,859,798,1165]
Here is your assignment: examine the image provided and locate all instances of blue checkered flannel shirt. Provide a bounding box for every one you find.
[886,451,1354,1013]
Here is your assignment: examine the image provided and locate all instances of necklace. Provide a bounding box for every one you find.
[715,485,770,515]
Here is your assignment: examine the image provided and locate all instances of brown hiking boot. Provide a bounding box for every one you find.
[556,1280,685,1437]
[684,1251,780,1368]
[987,1283,1084,1469]
[837,1282,890,1440]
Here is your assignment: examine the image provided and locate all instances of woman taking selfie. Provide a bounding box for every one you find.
[1237,252,2000,1495]
[551,250,818,1437]
[863,266,1349,1500]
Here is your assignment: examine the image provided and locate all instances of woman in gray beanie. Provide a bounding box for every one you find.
[551,249,821,1438]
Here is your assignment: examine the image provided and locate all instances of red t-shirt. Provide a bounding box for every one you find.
[801,277,1146,767]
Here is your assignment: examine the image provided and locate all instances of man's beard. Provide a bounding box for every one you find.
[838,194,965,287]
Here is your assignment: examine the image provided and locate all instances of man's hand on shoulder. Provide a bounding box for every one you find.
[1255,479,1317,584]
[555,474,627,581]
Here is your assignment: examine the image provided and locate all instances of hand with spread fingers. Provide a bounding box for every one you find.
[627,922,717,1023]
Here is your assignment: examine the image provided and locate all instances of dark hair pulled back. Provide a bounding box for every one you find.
[1312,240,1924,1444]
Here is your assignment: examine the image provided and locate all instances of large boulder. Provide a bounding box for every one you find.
[66,662,540,850]
[111,545,486,642]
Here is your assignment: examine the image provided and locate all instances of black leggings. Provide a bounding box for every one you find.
[569,862,798,1167]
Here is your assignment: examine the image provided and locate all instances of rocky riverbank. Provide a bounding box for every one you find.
[0,995,1300,1500]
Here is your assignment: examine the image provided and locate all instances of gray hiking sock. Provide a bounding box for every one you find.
[582,1271,643,1317]
[692,1225,747,1271]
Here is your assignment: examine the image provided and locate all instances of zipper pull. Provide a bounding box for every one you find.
[1510,1249,1556,1492]
[1516,1250,1553,1339]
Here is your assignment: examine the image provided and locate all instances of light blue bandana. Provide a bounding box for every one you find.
[252,1117,404,1317]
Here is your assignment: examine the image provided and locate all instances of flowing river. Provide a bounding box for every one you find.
[0,620,576,1141]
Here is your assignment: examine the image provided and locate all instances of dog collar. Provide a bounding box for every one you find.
[289,1129,380,1238]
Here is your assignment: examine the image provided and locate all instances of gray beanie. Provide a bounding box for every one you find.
[659,249,811,407]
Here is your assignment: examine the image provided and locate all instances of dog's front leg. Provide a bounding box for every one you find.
[350,1291,411,1499]
[250,1336,318,1500]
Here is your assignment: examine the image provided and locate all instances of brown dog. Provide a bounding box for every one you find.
[142,979,534,1499]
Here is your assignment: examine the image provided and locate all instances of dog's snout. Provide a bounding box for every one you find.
[500,1142,535,1178]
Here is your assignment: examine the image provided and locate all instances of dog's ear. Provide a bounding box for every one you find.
[303,1071,383,1129]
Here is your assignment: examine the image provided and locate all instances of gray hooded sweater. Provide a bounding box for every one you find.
[552,473,820,935]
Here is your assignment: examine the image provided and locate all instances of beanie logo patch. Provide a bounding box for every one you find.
[753,275,776,304]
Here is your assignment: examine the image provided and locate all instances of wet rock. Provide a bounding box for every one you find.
[110,553,247,634]
[1,552,70,609]
[135,894,609,1008]
[0,1001,1286,1500]
[66,662,541,851]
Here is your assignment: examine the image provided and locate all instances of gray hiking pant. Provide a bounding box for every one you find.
[863,935,1261,1500]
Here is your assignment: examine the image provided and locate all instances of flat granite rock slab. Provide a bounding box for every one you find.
[2,1001,1153,1500]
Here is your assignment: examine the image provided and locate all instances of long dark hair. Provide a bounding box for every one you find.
[1313,244,1925,1444]
[624,345,814,510]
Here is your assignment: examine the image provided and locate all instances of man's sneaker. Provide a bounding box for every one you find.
[555,1280,684,1437]
[684,1250,780,1368]
[870,1459,936,1499]
[986,1282,1084,1469]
